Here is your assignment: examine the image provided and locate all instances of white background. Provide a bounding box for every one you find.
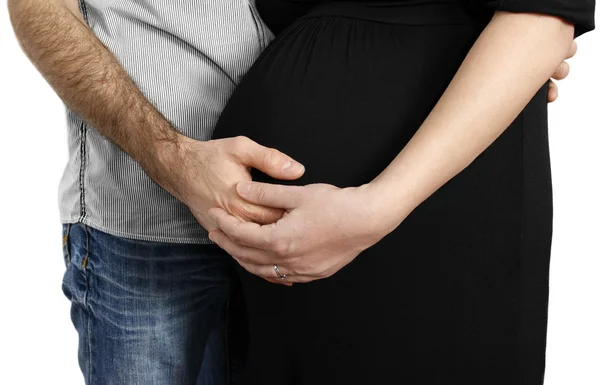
[1,4,599,385]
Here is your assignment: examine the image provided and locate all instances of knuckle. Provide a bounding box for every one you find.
[220,223,242,243]
[272,239,291,256]
[229,251,243,262]
[231,249,247,262]
[231,203,280,225]
[286,260,301,275]
[316,268,331,279]
[254,208,281,225]
[291,259,311,276]
[556,63,569,78]
[262,148,284,169]
[231,135,252,151]
[256,185,269,204]
[229,230,243,244]
[259,208,284,225]
[228,202,252,221]
[237,254,251,264]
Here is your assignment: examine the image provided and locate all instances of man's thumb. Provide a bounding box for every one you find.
[242,141,305,180]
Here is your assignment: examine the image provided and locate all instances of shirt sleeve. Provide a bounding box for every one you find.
[480,0,596,38]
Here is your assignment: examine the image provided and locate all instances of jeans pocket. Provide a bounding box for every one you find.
[62,223,72,267]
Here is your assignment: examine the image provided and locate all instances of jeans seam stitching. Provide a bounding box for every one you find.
[63,223,72,265]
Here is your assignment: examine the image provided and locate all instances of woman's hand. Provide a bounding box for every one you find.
[548,40,577,102]
[207,182,395,284]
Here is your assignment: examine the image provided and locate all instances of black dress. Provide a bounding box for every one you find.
[211,1,595,384]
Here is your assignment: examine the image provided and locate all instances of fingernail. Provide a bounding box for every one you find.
[208,232,214,241]
[282,160,304,173]
[237,181,252,196]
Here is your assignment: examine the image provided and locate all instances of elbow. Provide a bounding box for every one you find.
[6,0,17,12]
[527,12,576,62]
[6,0,30,17]
[7,0,31,31]
[542,14,576,54]
[556,21,576,62]
[495,11,576,56]
[7,0,19,20]
[556,17,576,44]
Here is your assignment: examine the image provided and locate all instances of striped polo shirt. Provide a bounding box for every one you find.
[58,0,274,243]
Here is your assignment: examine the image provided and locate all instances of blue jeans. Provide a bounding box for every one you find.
[61,222,246,385]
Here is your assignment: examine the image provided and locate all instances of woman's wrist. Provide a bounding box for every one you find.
[355,177,415,236]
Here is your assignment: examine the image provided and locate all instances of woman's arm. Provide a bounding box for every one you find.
[206,11,582,283]
[367,11,575,231]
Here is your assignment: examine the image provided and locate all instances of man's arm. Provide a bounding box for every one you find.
[8,0,177,177]
[8,0,305,230]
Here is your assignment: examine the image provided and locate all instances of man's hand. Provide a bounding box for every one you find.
[206,182,393,284]
[548,40,577,102]
[158,136,305,233]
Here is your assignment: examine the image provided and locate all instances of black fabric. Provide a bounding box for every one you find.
[258,0,596,37]
[212,1,592,384]
[477,0,596,38]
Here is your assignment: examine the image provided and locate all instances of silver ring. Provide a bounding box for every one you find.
[273,265,287,280]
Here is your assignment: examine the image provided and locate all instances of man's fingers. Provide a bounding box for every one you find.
[552,61,570,80]
[233,136,304,180]
[208,207,276,250]
[230,201,285,225]
[236,181,304,209]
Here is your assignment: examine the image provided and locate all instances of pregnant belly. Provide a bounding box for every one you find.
[212,6,483,188]
[211,7,554,382]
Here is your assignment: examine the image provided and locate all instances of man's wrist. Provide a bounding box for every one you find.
[134,124,195,201]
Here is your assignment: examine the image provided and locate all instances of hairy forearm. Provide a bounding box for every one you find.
[8,0,185,189]
[368,11,575,228]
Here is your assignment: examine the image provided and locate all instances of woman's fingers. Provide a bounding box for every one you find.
[209,228,308,285]
[236,181,305,210]
[552,61,570,81]
[209,228,293,285]
[208,228,277,264]
[548,80,558,103]
[547,39,576,103]
[236,258,318,284]
[238,260,294,286]
[208,207,276,251]
[236,261,296,286]
[548,60,570,103]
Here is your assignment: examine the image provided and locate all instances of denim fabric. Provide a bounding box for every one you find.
[61,222,247,385]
